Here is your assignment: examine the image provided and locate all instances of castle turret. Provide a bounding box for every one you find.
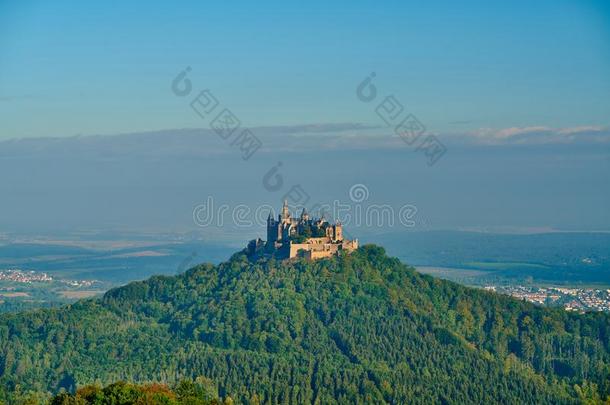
[281,199,290,222]
[262,201,357,260]
[334,223,343,241]
[267,211,278,243]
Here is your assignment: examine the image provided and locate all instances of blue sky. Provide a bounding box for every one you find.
[0,0,609,139]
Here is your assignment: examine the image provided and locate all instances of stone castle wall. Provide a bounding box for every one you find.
[263,201,358,260]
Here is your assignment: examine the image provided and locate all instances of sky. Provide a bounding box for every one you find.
[0,0,609,139]
[0,0,609,235]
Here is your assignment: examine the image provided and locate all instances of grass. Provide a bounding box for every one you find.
[0,292,30,297]
[59,290,104,299]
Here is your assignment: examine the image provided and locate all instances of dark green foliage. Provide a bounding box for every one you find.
[0,245,609,404]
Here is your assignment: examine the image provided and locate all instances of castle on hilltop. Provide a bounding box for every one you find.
[247,200,358,260]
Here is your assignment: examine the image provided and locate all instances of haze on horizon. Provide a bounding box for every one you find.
[0,0,609,237]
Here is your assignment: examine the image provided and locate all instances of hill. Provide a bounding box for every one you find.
[0,245,609,404]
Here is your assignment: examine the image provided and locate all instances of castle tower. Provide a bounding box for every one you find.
[267,212,278,243]
[281,199,290,223]
[334,223,343,241]
[282,223,293,240]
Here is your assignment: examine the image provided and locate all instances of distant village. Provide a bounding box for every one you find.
[0,269,52,283]
[484,285,610,313]
[0,269,98,288]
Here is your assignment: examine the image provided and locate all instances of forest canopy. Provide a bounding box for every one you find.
[0,245,608,404]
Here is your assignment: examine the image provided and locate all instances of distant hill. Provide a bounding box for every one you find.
[375,231,610,285]
[0,245,609,404]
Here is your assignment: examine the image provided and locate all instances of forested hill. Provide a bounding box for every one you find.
[1,245,609,404]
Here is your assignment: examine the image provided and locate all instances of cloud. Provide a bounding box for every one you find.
[471,126,549,139]
[1,123,608,159]
[465,126,609,145]
[0,123,386,158]
[557,126,605,135]
[251,123,380,135]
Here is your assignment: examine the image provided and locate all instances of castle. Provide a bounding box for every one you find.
[247,200,358,260]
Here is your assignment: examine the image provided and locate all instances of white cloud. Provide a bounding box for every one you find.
[557,126,605,135]
[466,126,609,145]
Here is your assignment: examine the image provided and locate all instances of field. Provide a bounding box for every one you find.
[463,261,549,271]
[0,292,30,298]
[59,290,103,299]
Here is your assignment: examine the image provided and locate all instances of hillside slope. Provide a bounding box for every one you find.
[0,245,609,404]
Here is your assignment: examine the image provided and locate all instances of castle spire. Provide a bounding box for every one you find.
[281,199,290,219]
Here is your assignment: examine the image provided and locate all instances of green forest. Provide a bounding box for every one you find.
[0,245,608,404]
